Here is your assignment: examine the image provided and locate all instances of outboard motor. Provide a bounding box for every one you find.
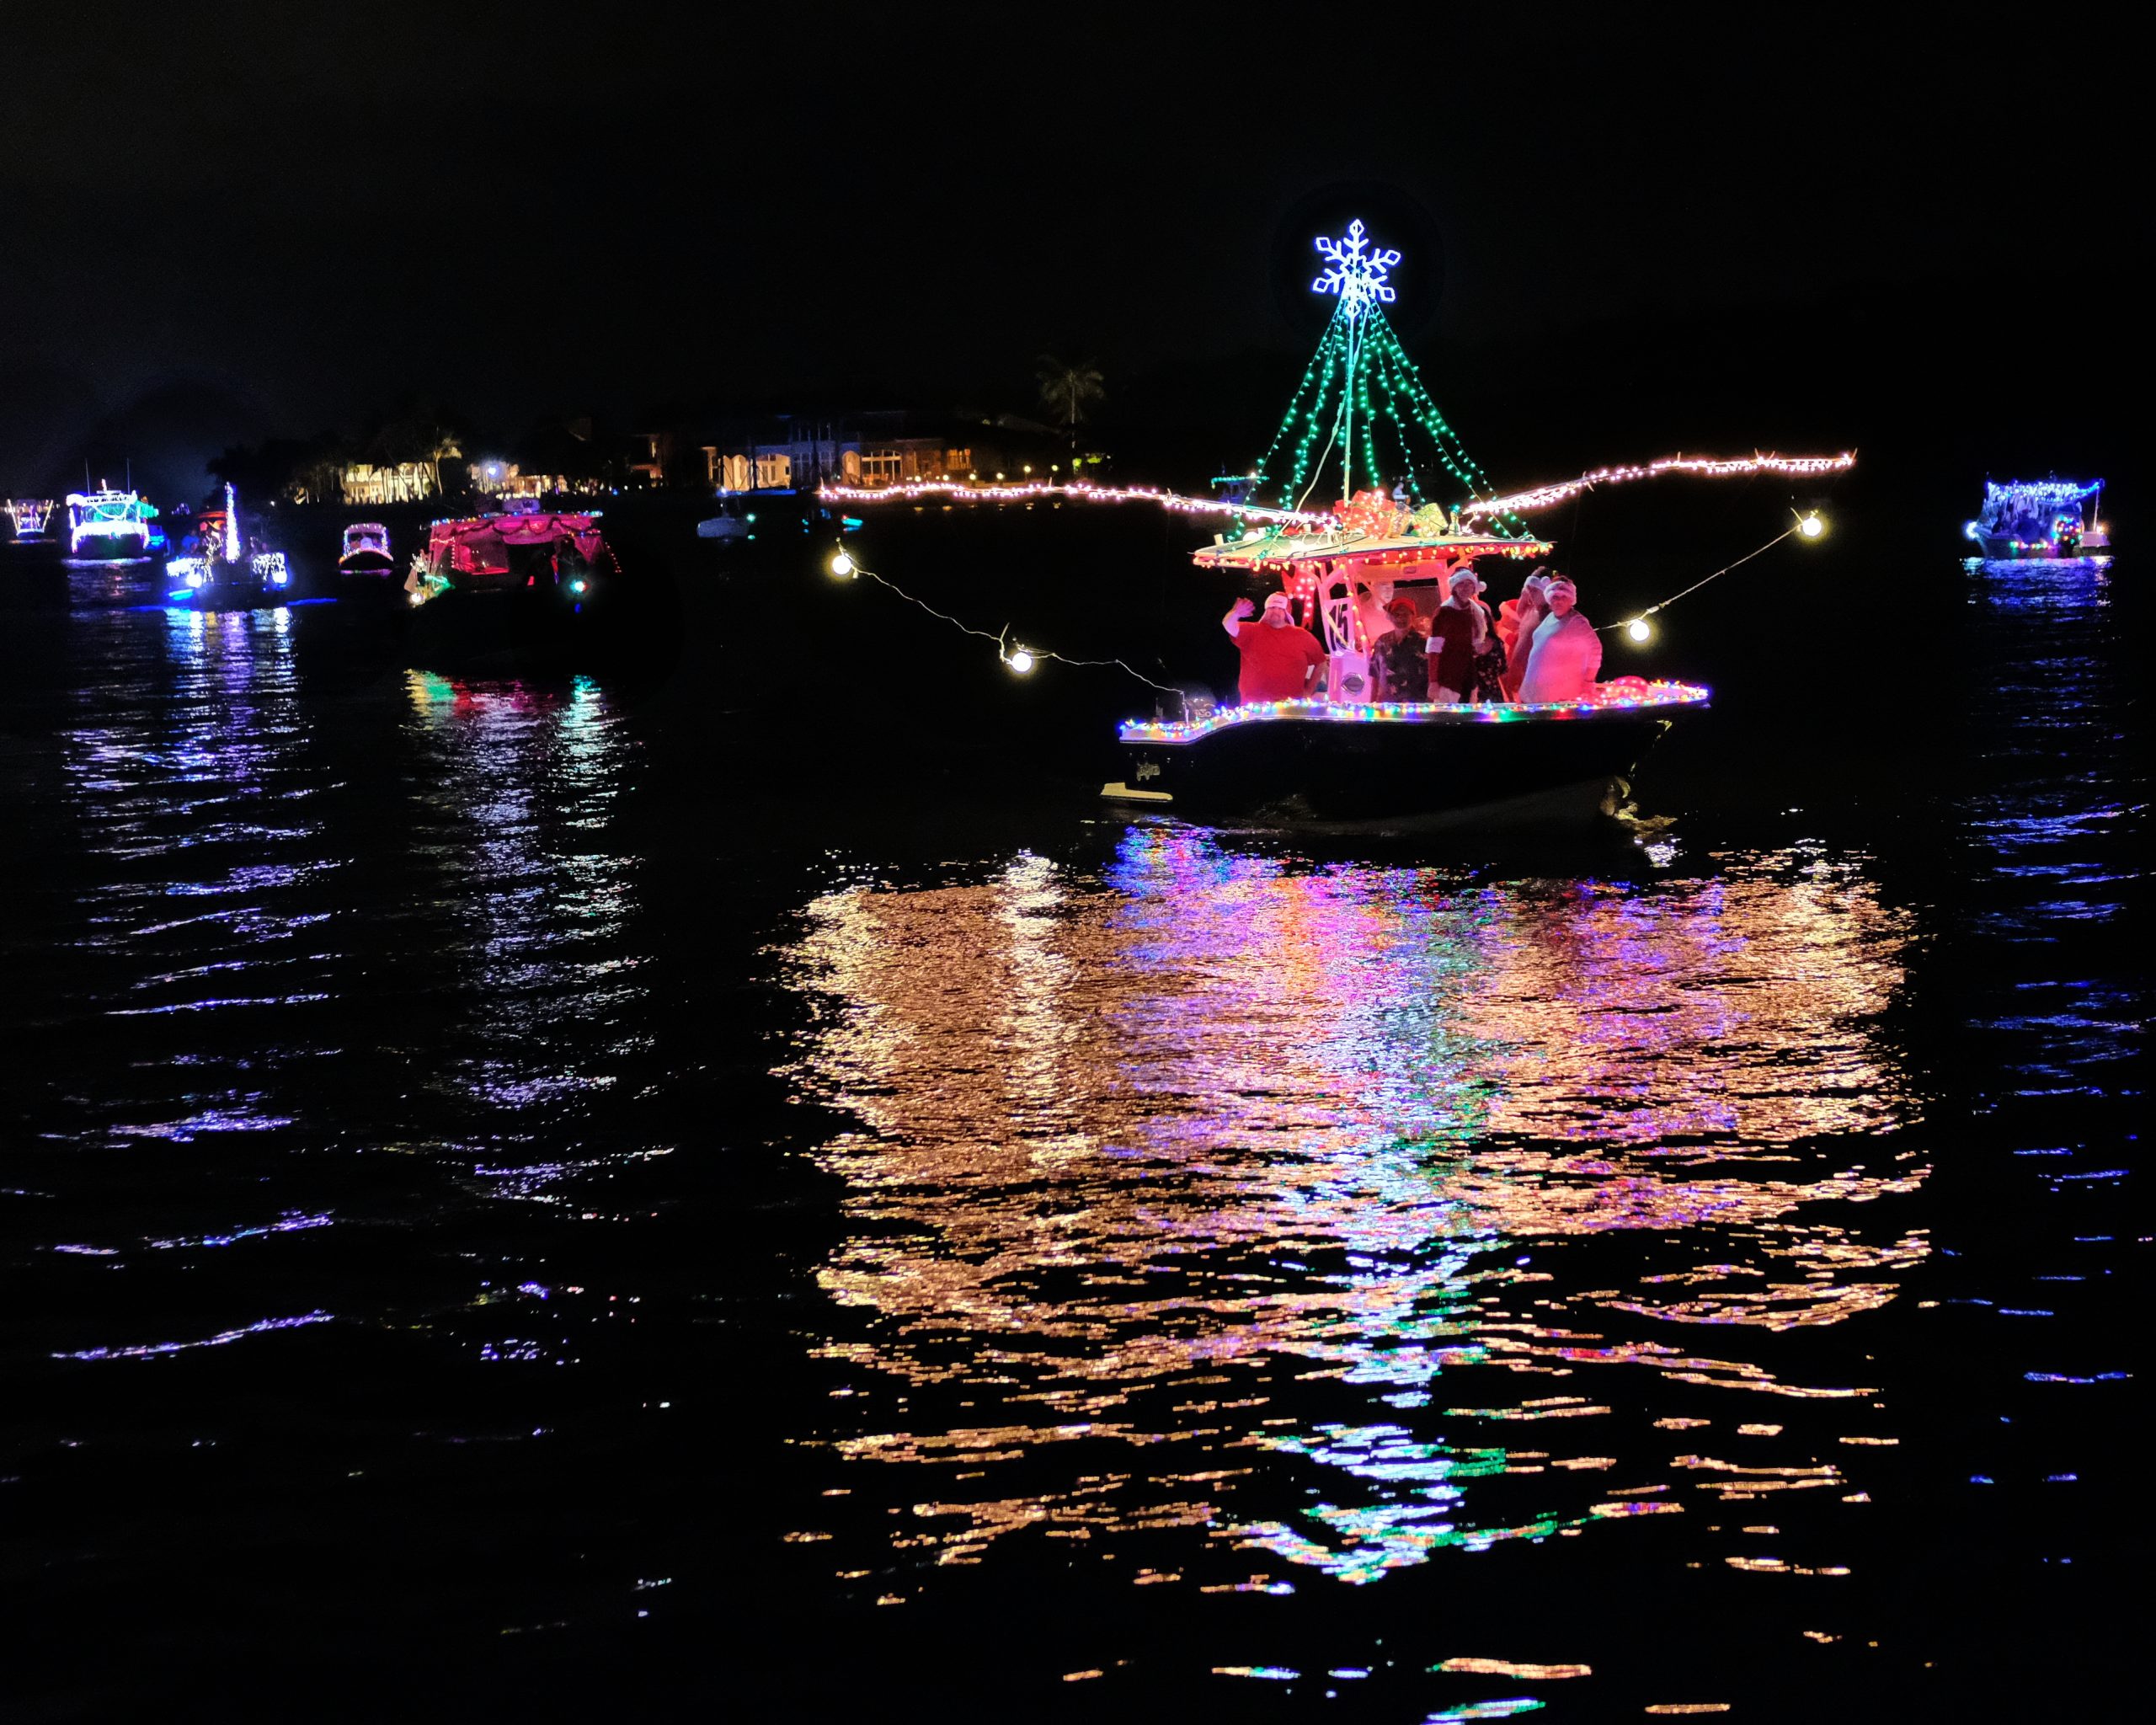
[1159,682,1217,724]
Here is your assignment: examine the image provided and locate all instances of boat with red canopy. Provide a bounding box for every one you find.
[407,499,614,610]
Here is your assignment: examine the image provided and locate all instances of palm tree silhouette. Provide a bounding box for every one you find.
[1035,355,1105,450]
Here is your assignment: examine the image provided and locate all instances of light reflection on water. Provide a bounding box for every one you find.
[399,670,648,1162]
[31,633,647,1335]
[784,837,1924,1589]
[58,605,328,1076]
[3,542,2137,1714]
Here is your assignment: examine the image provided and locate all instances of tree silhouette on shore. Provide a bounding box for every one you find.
[1035,356,1104,450]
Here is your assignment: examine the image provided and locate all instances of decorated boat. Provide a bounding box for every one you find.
[6,498,56,542]
[65,487,163,561]
[337,521,395,575]
[1102,217,1710,829]
[696,501,752,542]
[1112,494,1707,826]
[407,499,613,611]
[164,485,292,606]
[1963,478,2108,560]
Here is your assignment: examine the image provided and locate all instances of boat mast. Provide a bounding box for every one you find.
[1312,219,1400,505]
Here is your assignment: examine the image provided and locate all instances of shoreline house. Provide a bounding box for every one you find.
[339,461,439,505]
[702,410,1060,494]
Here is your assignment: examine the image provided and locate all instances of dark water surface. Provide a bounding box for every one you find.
[2,525,2143,1721]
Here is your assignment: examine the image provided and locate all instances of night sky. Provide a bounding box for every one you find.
[1,6,2128,495]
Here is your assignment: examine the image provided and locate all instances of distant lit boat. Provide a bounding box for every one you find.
[338,521,394,575]
[66,487,163,561]
[696,505,750,542]
[165,485,292,607]
[6,498,56,542]
[1104,506,1705,829]
[408,499,614,611]
[1964,478,2109,560]
[701,498,861,542]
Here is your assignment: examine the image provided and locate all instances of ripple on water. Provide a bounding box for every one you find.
[780,836,1924,1601]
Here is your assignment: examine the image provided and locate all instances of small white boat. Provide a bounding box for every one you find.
[338,521,394,574]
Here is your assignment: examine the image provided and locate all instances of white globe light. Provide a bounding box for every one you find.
[829,551,856,578]
[1626,617,1651,642]
[1007,648,1035,675]
[1799,513,1825,539]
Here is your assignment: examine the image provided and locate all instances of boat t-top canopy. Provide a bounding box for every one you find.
[1195,490,1550,583]
[1196,491,1555,670]
[65,489,157,545]
[1195,516,1552,576]
[1972,477,2102,524]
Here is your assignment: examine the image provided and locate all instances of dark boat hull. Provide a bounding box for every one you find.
[1970,534,2111,560]
[333,568,403,604]
[170,579,286,611]
[1109,703,1696,829]
[67,538,157,563]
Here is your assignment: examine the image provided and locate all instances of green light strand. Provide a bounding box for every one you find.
[1367,318,1529,537]
[1368,334,1471,509]
[1253,300,1525,532]
[1279,318,1349,511]
[1255,308,1347,508]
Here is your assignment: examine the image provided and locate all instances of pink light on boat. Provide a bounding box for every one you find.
[1457,452,1857,520]
[1118,680,1710,744]
[817,478,1334,527]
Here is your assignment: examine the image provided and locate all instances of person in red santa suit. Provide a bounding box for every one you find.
[1222,590,1326,704]
[1426,567,1505,703]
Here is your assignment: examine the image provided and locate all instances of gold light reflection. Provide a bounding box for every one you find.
[782,830,1925,1586]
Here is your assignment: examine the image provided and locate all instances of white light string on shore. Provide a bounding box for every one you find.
[1457,451,1856,521]
[825,551,1180,692]
[1608,510,1828,643]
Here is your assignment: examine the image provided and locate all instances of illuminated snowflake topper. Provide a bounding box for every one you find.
[1311,218,1401,319]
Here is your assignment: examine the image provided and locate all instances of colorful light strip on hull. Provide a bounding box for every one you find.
[1118,681,1710,744]
[1456,452,1858,521]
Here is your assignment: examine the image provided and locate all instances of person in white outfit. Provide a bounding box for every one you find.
[1517,576,1603,702]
